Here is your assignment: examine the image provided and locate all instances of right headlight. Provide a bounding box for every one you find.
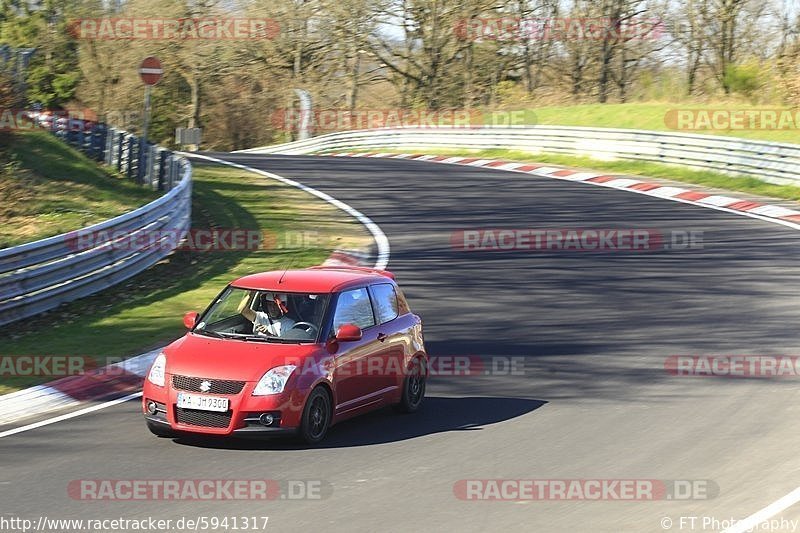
[147,352,167,387]
[252,365,296,396]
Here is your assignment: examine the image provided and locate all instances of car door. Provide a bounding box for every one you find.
[367,283,407,393]
[330,287,382,412]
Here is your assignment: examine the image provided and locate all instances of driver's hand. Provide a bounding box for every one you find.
[254,324,268,334]
[236,292,252,314]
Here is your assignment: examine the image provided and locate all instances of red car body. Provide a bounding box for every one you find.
[142,266,427,443]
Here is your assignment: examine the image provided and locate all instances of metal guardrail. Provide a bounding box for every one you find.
[244,126,800,186]
[0,125,192,327]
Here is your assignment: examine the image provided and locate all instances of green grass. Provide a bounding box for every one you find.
[333,147,800,202]
[488,103,800,145]
[0,162,371,394]
[0,131,160,248]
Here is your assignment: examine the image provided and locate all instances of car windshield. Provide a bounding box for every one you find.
[194,287,330,343]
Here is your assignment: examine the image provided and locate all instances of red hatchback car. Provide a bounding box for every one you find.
[142,266,427,444]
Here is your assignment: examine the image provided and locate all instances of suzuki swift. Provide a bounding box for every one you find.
[142,266,427,444]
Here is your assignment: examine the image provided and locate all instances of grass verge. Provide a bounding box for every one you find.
[0,131,159,248]
[510,103,800,145]
[331,147,800,202]
[0,162,372,394]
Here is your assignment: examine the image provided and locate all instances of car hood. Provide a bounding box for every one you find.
[163,333,320,382]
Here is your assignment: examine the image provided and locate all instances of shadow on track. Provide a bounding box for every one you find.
[169,396,546,451]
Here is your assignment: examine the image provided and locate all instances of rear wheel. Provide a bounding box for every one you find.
[146,420,177,438]
[299,387,331,444]
[394,357,426,413]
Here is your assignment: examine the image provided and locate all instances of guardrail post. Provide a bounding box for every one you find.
[167,155,176,191]
[104,127,115,165]
[120,134,127,174]
[116,131,125,172]
[156,149,168,191]
[93,124,107,161]
[88,126,96,159]
[144,144,152,188]
[138,139,145,185]
[148,144,158,189]
[83,128,90,152]
[67,127,78,147]
[125,135,134,179]
[136,137,143,183]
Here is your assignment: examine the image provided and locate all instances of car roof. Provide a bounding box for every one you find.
[230,266,395,293]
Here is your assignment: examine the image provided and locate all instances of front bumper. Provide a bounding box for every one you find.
[142,374,308,436]
[145,414,297,437]
[230,425,297,437]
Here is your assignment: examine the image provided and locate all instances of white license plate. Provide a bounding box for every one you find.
[177,393,229,412]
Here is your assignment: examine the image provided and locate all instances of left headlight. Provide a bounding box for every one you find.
[147,352,167,387]
[252,365,297,396]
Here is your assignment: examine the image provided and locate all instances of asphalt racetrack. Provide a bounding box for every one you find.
[3,153,800,532]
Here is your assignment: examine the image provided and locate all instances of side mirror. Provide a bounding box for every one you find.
[183,311,199,330]
[335,324,363,342]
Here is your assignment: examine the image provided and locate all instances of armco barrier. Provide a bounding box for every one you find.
[242,126,800,186]
[0,128,192,327]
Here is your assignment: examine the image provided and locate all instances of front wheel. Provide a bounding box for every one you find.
[394,357,426,413]
[299,387,332,444]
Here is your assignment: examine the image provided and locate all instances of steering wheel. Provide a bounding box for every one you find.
[290,322,319,336]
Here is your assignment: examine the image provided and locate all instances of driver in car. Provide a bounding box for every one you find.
[237,292,296,337]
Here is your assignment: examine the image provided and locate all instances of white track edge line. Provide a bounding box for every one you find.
[334,152,800,525]
[721,486,800,533]
[370,154,800,232]
[0,154,392,437]
[0,392,142,438]
[183,152,390,270]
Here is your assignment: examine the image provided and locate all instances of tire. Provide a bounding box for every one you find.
[299,386,332,444]
[146,420,177,438]
[394,357,426,413]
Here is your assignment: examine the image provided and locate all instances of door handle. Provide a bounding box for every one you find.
[377,332,387,342]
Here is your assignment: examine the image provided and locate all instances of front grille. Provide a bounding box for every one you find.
[175,407,232,428]
[172,375,246,395]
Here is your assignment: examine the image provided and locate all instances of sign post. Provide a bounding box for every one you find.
[138,57,163,183]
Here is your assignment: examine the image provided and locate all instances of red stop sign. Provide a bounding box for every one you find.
[139,57,163,86]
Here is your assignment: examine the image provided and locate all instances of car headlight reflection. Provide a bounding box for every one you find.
[147,352,167,387]
[252,365,296,396]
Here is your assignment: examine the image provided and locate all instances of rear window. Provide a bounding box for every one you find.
[371,283,399,324]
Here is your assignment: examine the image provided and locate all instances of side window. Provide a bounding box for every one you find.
[370,283,399,324]
[332,288,376,331]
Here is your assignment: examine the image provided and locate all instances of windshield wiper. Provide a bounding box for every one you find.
[194,330,306,343]
[194,329,227,339]
[241,335,305,344]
